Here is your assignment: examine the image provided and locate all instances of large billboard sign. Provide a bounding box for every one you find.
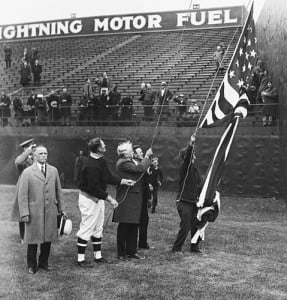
[0,6,243,41]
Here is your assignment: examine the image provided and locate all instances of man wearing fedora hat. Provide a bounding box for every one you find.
[17,145,63,274]
[11,138,36,244]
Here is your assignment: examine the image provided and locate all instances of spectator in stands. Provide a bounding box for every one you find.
[96,72,111,95]
[35,94,47,125]
[21,48,30,65]
[59,88,72,126]
[20,61,31,87]
[120,94,133,124]
[0,91,11,127]
[78,94,89,125]
[30,47,39,70]
[139,83,155,121]
[174,94,187,127]
[13,97,24,127]
[4,44,12,69]
[47,90,60,125]
[32,59,42,86]
[98,89,108,125]
[27,90,36,126]
[257,70,271,104]
[107,85,121,121]
[261,80,279,126]
[157,81,173,120]
[213,45,225,74]
[186,99,200,125]
[83,79,95,97]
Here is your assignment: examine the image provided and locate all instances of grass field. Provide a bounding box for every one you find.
[0,185,287,300]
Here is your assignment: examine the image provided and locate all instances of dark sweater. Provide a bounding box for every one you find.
[176,145,202,203]
[79,156,121,200]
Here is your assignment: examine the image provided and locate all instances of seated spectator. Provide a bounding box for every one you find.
[13,97,24,127]
[213,45,225,74]
[120,94,133,124]
[261,80,279,126]
[4,44,12,69]
[174,94,187,127]
[107,85,121,121]
[83,79,95,97]
[59,88,72,126]
[187,99,200,117]
[20,61,31,87]
[26,90,37,125]
[32,59,42,86]
[0,91,11,127]
[47,90,60,125]
[157,81,173,120]
[95,72,111,95]
[139,83,155,121]
[35,94,47,125]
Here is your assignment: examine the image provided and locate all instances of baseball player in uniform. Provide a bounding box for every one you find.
[76,138,134,267]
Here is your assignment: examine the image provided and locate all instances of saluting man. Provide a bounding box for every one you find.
[18,145,63,274]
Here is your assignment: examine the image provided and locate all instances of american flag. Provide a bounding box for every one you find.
[200,4,257,128]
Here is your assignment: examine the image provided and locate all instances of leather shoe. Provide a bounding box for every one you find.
[77,260,93,268]
[38,265,50,271]
[94,257,109,263]
[190,247,202,254]
[139,244,150,250]
[127,253,146,260]
[118,256,128,262]
[28,267,37,274]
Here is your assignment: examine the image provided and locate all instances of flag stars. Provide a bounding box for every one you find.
[239,48,244,56]
[237,79,244,88]
[248,62,253,70]
[229,70,235,79]
[254,37,257,43]
[250,49,257,57]
[235,60,239,67]
[247,39,251,46]
[242,64,246,72]
[247,25,253,33]
[245,52,249,60]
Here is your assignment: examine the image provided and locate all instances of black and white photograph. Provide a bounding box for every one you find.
[0,0,286,299]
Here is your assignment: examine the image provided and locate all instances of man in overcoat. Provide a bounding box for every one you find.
[113,141,152,261]
[17,145,63,274]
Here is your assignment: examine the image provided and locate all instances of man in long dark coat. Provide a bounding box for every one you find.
[113,141,152,261]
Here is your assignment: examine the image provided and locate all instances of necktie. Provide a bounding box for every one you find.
[41,164,45,177]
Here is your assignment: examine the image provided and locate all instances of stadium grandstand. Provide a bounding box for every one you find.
[0,3,283,198]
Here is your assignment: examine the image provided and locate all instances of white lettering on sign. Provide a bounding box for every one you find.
[94,14,162,32]
[0,20,83,39]
[177,9,238,27]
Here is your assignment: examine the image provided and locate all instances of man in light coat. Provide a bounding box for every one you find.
[18,145,62,274]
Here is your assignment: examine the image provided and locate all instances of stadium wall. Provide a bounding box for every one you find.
[0,126,279,197]
[256,0,287,198]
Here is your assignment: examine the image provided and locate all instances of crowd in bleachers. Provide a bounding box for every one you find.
[0,37,279,127]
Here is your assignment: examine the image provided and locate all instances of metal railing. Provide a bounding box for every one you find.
[0,103,279,128]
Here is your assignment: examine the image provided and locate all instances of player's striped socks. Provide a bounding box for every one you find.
[91,236,102,259]
[77,237,88,262]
